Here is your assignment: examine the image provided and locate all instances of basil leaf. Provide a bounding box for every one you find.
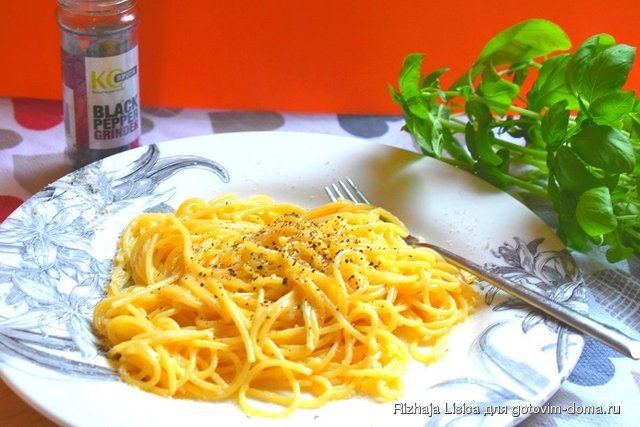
[569,35,635,105]
[388,84,403,105]
[422,68,449,89]
[527,54,578,111]
[635,162,640,200]
[625,111,640,140]
[479,67,520,116]
[510,61,530,87]
[605,244,634,263]
[429,118,445,158]
[541,100,570,149]
[553,145,601,192]
[450,19,570,90]
[570,122,635,173]
[465,123,503,166]
[603,228,635,262]
[465,100,492,127]
[398,53,424,100]
[464,122,478,159]
[555,192,592,252]
[473,19,571,76]
[406,96,432,119]
[568,34,616,95]
[441,126,473,165]
[496,148,511,173]
[576,186,618,236]
[547,170,560,200]
[403,108,441,157]
[589,90,636,125]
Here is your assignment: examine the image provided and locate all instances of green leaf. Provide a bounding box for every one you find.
[441,126,473,165]
[450,19,570,90]
[398,53,424,99]
[465,100,492,127]
[465,123,503,166]
[429,118,445,158]
[479,67,520,115]
[422,67,449,89]
[603,230,635,262]
[555,191,592,252]
[496,148,511,172]
[624,111,640,140]
[465,122,478,159]
[570,122,635,173]
[567,34,616,95]
[477,19,571,64]
[510,62,530,87]
[547,170,561,200]
[474,19,570,74]
[568,35,636,105]
[589,90,636,125]
[388,84,403,105]
[576,186,618,236]
[403,103,453,159]
[405,96,433,119]
[553,145,601,192]
[527,54,578,111]
[541,100,570,149]
[636,162,640,200]
[403,108,440,158]
[397,54,442,119]
[605,244,634,263]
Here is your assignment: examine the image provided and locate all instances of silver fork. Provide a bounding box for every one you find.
[325,177,640,359]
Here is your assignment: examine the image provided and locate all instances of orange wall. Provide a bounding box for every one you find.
[1,0,640,114]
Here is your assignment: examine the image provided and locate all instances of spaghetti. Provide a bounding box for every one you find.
[93,194,478,417]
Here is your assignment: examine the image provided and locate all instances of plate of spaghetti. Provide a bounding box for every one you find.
[0,132,585,427]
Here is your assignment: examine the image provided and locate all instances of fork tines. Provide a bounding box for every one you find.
[324,177,370,204]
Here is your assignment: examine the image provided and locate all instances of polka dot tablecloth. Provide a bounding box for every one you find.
[0,96,638,426]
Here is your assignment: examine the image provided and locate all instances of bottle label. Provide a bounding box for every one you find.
[84,46,140,149]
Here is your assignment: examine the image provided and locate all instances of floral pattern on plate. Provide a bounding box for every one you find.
[0,145,228,377]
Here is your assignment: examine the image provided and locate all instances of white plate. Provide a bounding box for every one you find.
[0,132,585,427]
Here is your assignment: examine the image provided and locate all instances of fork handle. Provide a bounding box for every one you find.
[415,242,640,360]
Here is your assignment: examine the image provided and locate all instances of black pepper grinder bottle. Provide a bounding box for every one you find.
[57,0,141,169]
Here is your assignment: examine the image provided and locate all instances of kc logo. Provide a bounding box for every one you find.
[90,66,137,90]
